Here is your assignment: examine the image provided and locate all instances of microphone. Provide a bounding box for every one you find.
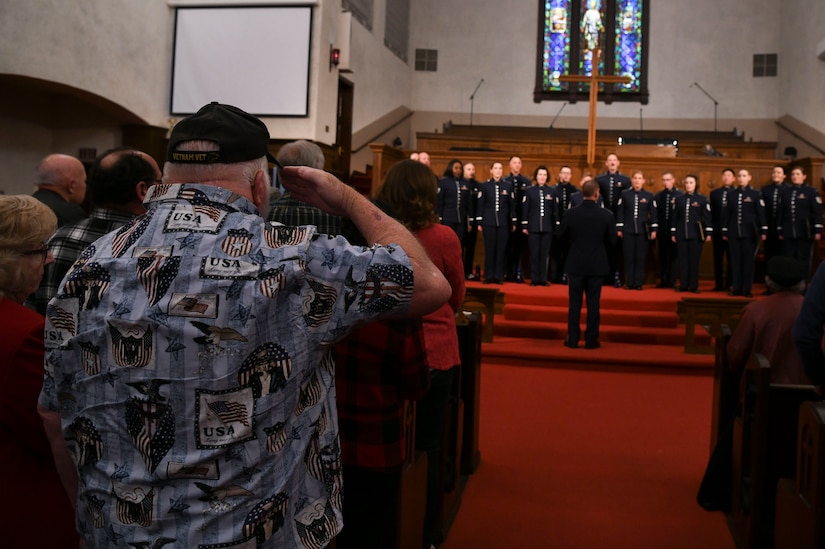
[549,101,568,131]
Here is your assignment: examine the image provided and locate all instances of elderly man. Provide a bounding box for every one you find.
[32,153,88,227]
[32,147,160,314]
[38,102,449,549]
[267,140,342,234]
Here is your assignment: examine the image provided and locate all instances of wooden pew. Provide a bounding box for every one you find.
[676,296,751,354]
[397,400,427,549]
[461,286,500,343]
[457,310,483,475]
[774,401,825,549]
[710,324,737,453]
[728,354,818,549]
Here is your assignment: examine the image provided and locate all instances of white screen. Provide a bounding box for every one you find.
[172,6,312,116]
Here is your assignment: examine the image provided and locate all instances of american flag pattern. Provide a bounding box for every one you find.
[207,400,249,426]
[108,321,153,369]
[359,263,415,313]
[264,421,287,453]
[112,484,155,527]
[112,212,154,258]
[294,499,337,549]
[242,492,288,544]
[238,343,292,398]
[258,265,286,298]
[47,302,76,334]
[124,396,175,473]
[63,262,111,310]
[295,371,322,417]
[84,493,106,528]
[302,278,337,328]
[79,341,101,375]
[68,416,103,467]
[137,255,181,306]
[221,228,254,257]
[263,225,308,249]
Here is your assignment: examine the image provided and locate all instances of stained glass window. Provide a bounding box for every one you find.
[534,0,648,104]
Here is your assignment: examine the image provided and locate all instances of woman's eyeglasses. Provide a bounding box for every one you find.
[21,243,49,262]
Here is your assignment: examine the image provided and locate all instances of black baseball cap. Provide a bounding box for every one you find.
[766,256,807,288]
[168,102,280,166]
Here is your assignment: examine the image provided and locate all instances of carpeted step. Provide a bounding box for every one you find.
[481,336,714,372]
[502,304,679,328]
[493,317,708,347]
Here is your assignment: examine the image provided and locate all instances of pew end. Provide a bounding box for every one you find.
[774,401,825,549]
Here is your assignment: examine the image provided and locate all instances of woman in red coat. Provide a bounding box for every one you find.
[0,195,79,548]
[377,160,466,549]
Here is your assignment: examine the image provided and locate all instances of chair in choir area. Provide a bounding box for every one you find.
[774,402,825,549]
[727,354,818,549]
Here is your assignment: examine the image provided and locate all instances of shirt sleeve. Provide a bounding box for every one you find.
[794,262,825,385]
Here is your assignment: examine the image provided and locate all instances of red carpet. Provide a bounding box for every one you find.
[441,364,735,549]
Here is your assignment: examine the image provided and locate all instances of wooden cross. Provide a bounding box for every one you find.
[559,48,632,168]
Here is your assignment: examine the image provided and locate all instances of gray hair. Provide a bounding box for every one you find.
[276,140,325,169]
[765,276,806,295]
[163,140,269,187]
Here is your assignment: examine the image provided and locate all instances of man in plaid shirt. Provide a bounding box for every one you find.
[32,147,161,314]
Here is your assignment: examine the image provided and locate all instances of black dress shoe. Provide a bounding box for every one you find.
[563,340,578,349]
[483,279,494,285]
[675,287,684,293]
[634,285,643,290]
[584,341,601,349]
[711,286,723,292]
[744,292,753,298]
[690,289,700,294]
[728,291,742,296]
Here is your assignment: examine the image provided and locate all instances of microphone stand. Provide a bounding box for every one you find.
[691,82,719,133]
[549,101,568,131]
[469,78,485,126]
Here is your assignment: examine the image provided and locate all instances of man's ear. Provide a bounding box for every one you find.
[252,170,269,210]
[136,181,149,202]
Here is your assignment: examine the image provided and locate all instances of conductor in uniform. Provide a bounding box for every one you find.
[476,161,516,284]
[616,170,658,289]
[722,168,767,297]
[557,179,617,349]
[778,165,823,271]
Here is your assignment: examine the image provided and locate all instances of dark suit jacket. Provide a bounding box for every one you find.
[557,201,617,276]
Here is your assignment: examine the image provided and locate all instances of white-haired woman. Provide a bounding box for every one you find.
[0,194,78,547]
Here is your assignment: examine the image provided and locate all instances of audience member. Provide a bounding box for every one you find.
[376,159,465,549]
[728,256,811,385]
[476,161,515,284]
[794,260,825,391]
[616,170,658,290]
[334,213,430,549]
[462,162,480,279]
[267,140,342,234]
[557,179,617,349]
[671,174,711,293]
[521,165,557,286]
[722,168,766,297]
[654,171,681,288]
[778,165,823,270]
[437,158,471,243]
[0,195,79,548]
[709,168,735,291]
[32,147,160,314]
[32,153,88,227]
[37,103,450,548]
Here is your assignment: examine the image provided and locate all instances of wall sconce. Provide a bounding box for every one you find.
[330,46,340,71]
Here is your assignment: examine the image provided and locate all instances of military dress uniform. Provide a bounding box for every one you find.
[550,181,580,283]
[709,185,734,290]
[616,187,658,289]
[654,187,683,288]
[504,172,531,280]
[462,177,480,278]
[521,183,558,285]
[437,175,471,244]
[777,183,823,268]
[722,185,767,296]
[595,171,630,282]
[671,192,712,293]
[476,178,515,283]
[760,181,785,264]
